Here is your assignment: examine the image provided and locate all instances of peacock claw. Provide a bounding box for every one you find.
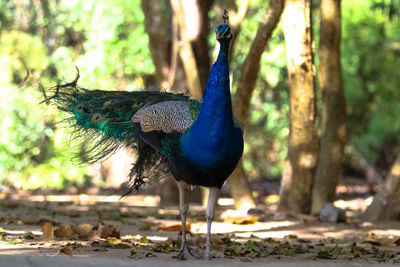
[172,246,199,260]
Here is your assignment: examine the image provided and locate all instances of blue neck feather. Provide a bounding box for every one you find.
[180,39,236,166]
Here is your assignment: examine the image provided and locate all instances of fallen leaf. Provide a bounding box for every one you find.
[54,225,74,238]
[129,251,144,259]
[317,250,336,259]
[23,232,34,239]
[91,240,114,248]
[377,237,398,247]
[0,227,5,233]
[97,224,120,238]
[145,252,156,257]
[75,246,98,252]
[42,222,53,240]
[60,247,73,256]
[72,224,93,238]
[106,237,119,244]
[224,216,258,225]
[115,242,132,249]
[157,223,191,232]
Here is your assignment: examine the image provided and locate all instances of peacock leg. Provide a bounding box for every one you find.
[203,187,219,260]
[173,180,199,259]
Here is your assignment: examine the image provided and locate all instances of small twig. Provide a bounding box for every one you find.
[39,83,51,105]
[18,61,31,88]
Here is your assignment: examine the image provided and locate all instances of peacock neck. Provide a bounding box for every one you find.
[216,41,229,62]
[193,39,233,134]
[180,39,235,164]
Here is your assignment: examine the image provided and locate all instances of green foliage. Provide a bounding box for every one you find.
[341,0,400,164]
[1,0,399,188]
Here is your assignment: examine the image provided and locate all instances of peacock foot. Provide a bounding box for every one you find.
[172,245,200,260]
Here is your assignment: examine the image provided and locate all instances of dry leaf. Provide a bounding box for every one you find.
[54,225,74,238]
[0,227,5,233]
[97,224,120,238]
[377,237,398,247]
[41,222,54,240]
[115,242,132,249]
[72,224,93,238]
[157,223,191,232]
[60,247,73,256]
[224,216,258,225]
[106,237,119,244]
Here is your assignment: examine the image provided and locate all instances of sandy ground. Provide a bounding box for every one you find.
[1,190,400,265]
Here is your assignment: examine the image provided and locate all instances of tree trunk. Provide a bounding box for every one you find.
[142,0,213,205]
[141,0,171,89]
[311,0,347,214]
[225,0,250,64]
[278,0,318,214]
[362,154,400,221]
[190,0,213,91]
[229,0,285,212]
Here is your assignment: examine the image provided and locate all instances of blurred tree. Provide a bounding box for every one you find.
[363,154,400,220]
[311,0,347,214]
[141,0,213,205]
[278,0,318,214]
[230,0,285,212]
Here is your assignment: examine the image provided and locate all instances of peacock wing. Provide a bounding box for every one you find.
[131,101,195,133]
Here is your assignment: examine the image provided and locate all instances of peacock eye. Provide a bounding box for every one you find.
[75,104,84,110]
[91,113,101,123]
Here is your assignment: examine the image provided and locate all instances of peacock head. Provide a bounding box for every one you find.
[215,24,232,42]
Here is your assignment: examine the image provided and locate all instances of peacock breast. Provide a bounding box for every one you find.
[180,125,243,171]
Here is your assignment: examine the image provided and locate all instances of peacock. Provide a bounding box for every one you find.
[43,23,243,260]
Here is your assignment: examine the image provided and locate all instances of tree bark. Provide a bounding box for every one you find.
[189,0,213,91]
[278,0,318,214]
[141,0,171,89]
[228,0,285,212]
[142,0,213,205]
[171,0,202,99]
[311,0,347,214]
[225,0,250,64]
[362,154,400,221]
[233,0,285,123]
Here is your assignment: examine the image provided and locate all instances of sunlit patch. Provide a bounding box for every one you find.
[146,236,168,242]
[218,198,234,206]
[191,220,296,235]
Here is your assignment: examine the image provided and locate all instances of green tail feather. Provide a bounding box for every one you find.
[43,76,192,192]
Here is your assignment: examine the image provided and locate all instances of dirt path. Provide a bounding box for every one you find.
[1,191,400,265]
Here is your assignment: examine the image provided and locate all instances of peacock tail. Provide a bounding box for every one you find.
[43,74,202,193]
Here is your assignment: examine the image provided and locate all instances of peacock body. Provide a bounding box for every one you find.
[46,23,241,260]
